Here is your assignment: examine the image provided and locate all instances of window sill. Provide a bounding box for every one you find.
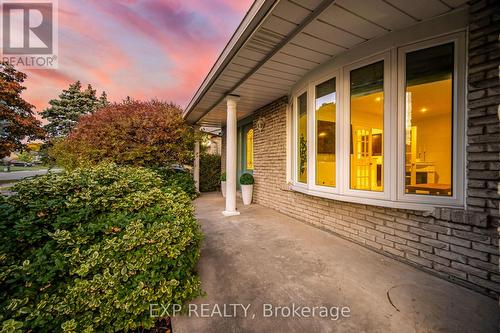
[289,185,463,212]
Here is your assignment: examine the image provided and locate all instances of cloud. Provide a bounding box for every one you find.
[18,0,253,113]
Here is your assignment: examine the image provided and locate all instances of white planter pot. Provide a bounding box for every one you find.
[221,181,226,198]
[241,184,253,205]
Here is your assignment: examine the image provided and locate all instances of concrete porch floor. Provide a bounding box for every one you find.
[174,193,499,333]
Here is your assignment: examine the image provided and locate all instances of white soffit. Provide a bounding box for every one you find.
[184,0,468,128]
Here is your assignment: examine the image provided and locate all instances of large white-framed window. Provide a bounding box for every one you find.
[309,70,340,193]
[290,31,465,210]
[397,33,466,207]
[342,53,392,201]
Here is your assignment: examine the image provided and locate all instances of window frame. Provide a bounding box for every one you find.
[293,86,309,189]
[396,32,466,207]
[342,52,392,201]
[289,31,466,210]
[309,70,341,194]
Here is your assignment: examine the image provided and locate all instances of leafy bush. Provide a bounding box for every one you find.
[0,164,202,332]
[154,167,197,199]
[17,151,34,163]
[199,154,221,192]
[47,137,82,170]
[240,173,254,185]
[220,172,226,182]
[49,100,195,169]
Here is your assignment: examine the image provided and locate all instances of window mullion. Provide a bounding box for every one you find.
[389,48,398,202]
[338,69,346,196]
[307,85,315,189]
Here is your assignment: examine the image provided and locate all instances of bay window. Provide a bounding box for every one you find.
[291,32,465,210]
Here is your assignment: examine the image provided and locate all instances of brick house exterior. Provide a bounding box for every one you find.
[189,0,499,299]
[466,1,500,220]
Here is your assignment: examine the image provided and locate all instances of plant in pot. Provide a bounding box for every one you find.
[220,172,227,197]
[239,173,254,205]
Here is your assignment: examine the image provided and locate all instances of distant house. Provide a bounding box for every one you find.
[203,132,222,156]
[184,0,500,298]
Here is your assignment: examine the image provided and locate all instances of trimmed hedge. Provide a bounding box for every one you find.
[154,167,198,199]
[0,164,202,332]
[199,154,221,192]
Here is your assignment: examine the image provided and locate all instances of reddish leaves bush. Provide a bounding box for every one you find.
[51,100,194,169]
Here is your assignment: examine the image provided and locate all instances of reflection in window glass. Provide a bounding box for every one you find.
[246,128,254,170]
[350,61,384,191]
[316,78,336,187]
[297,92,308,183]
[405,43,454,196]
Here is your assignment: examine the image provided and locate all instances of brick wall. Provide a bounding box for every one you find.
[466,0,500,225]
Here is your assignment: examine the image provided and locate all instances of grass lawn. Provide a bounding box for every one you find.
[0,165,50,172]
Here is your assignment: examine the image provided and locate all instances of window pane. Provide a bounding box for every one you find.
[297,92,308,183]
[350,61,384,191]
[405,43,454,196]
[246,128,254,170]
[315,78,336,187]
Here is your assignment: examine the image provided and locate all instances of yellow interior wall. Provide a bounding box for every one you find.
[407,79,452,186]
[246,129,254,170]
[414,114,452,184]
[316,103,336,186]
[350,92,384,191]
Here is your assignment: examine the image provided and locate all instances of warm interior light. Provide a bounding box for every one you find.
[420,107,427,113]
[318,132,327,137]
[350,61,384,192]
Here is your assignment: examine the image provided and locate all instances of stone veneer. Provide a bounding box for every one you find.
[221,0,499,298]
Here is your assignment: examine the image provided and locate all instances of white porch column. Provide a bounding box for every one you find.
[223,95,240,216]
[193,134,200,192]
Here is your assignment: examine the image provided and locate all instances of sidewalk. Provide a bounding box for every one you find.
[173,192,499,333]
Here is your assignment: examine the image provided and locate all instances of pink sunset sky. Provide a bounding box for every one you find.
[22,0,253,114]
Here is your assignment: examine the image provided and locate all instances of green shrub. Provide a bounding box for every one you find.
[220,172,226,182]
[199,154,221,192]
[17,151,34,163]
[239,173,254,185]
[0,163,202,332]
[154,167,197,199]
